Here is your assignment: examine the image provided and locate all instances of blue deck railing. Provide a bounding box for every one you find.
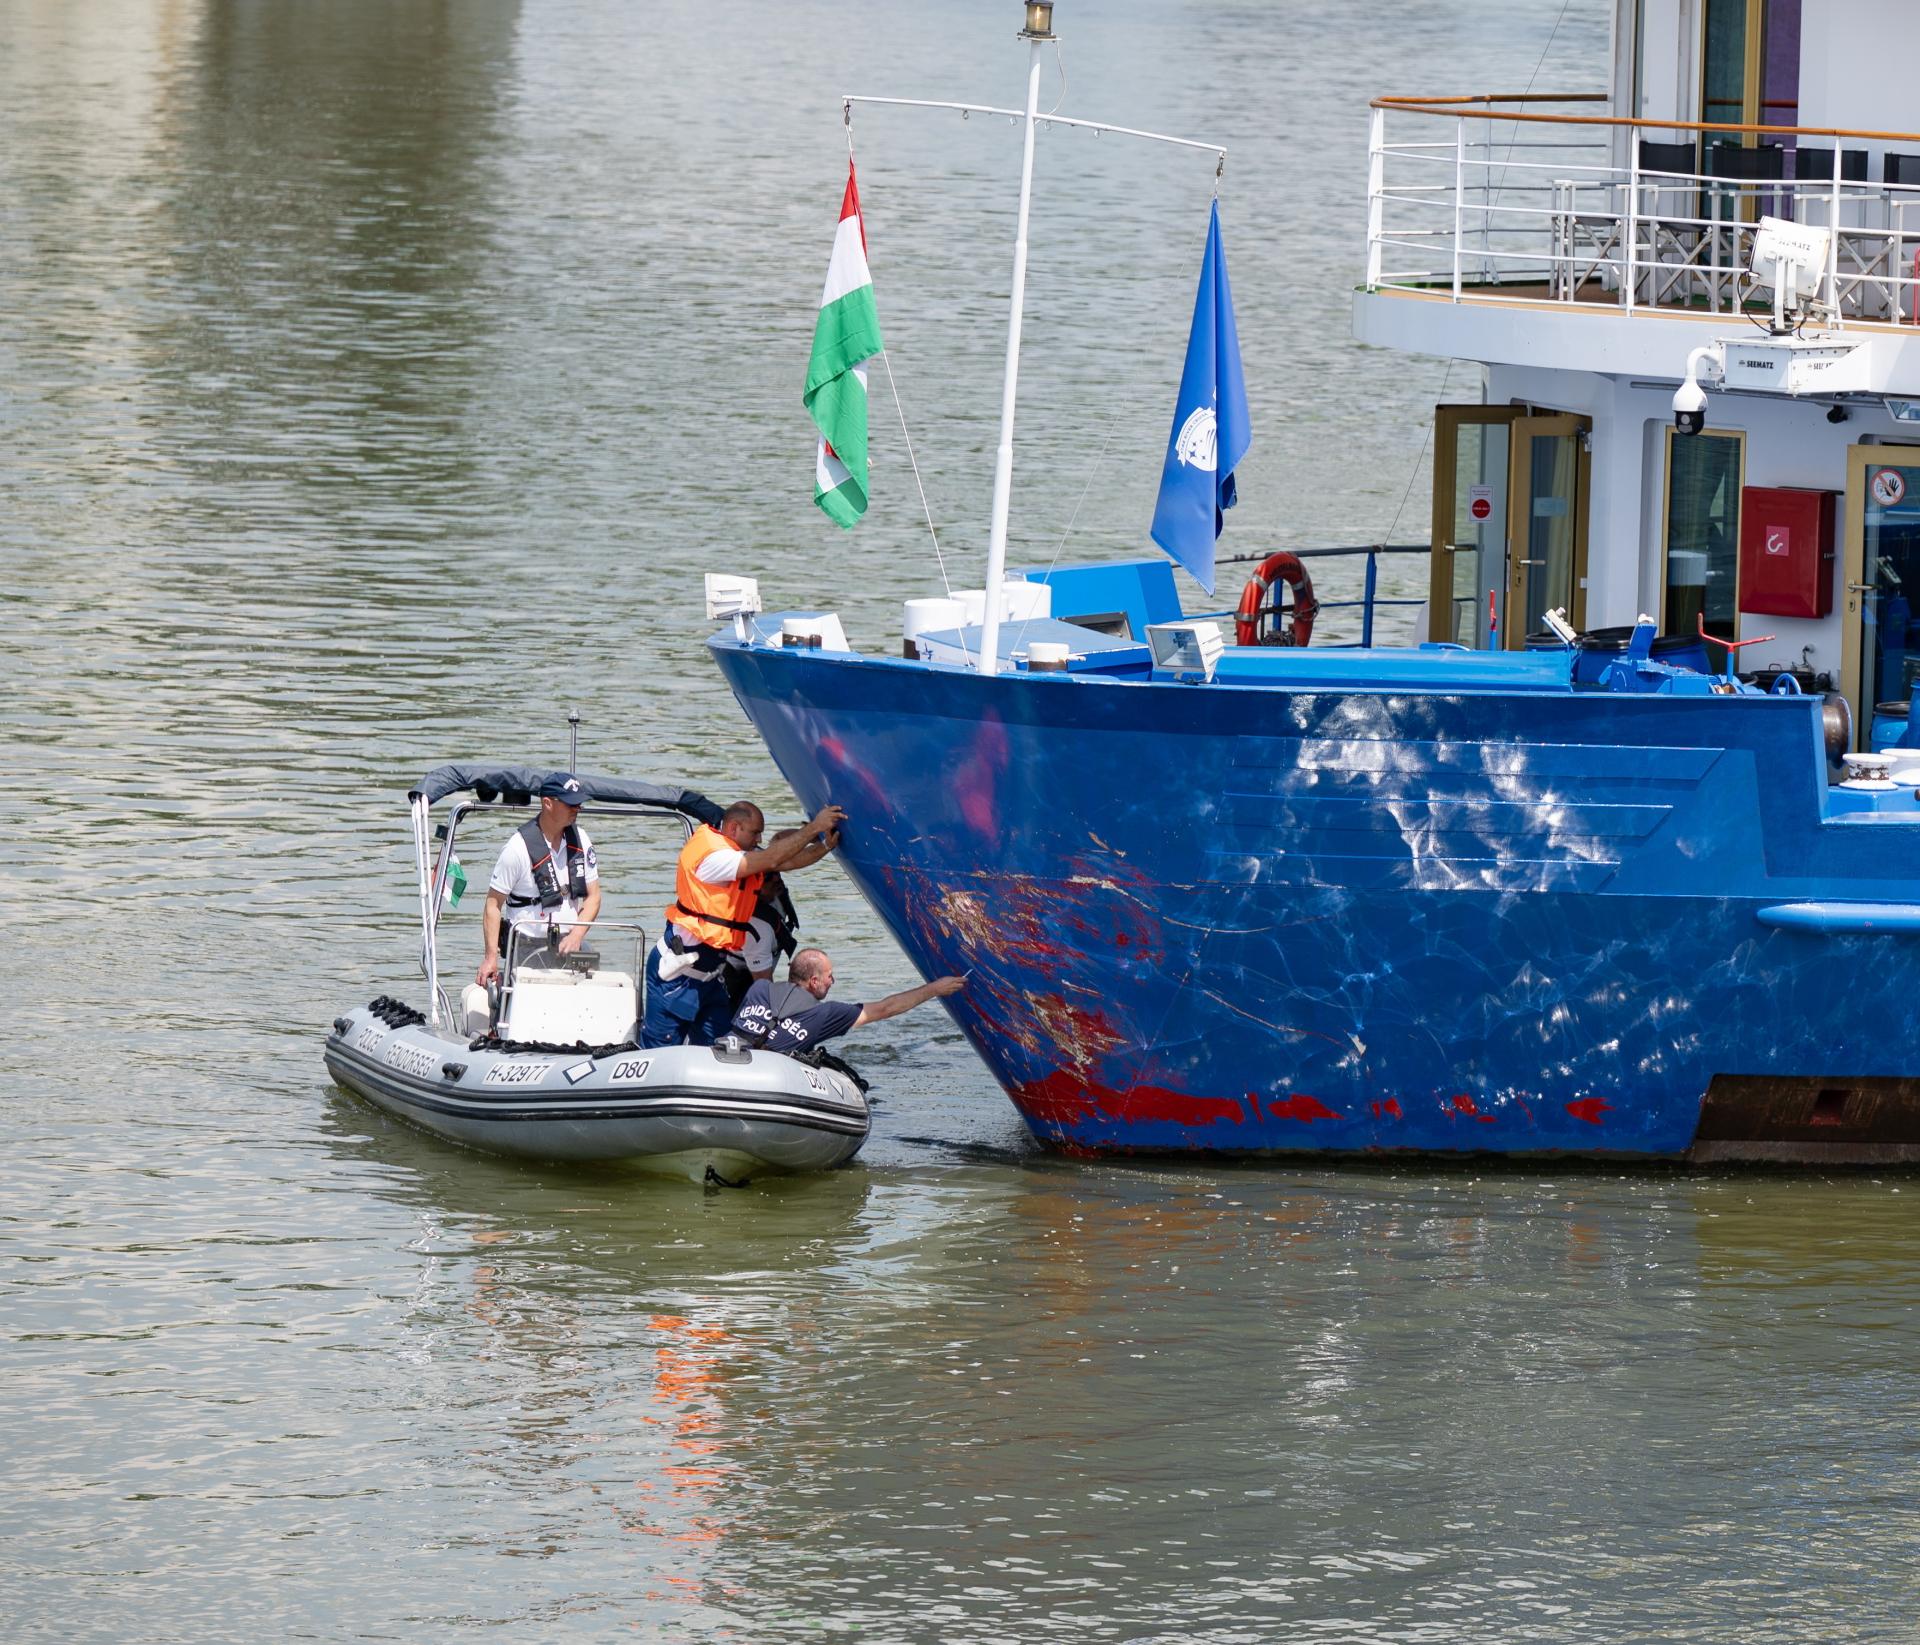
[1195,542,1429,649]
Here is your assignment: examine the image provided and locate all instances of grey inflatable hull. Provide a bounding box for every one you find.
[323,1003,869,1184]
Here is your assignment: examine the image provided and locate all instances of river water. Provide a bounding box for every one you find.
[8,1,1920,1640]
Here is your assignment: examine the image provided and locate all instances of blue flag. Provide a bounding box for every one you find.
[1149,200,1250,596]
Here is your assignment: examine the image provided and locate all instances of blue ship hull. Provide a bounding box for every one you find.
[710,634,1920,1162]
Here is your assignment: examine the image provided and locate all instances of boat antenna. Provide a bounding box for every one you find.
[979,0,1056,678]
[567,710,581,772]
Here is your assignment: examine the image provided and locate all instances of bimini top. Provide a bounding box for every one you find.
[409,764,725,826]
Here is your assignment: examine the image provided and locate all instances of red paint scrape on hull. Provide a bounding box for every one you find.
[1268,1093,1341,1123]
[1010,1069,1246,1137]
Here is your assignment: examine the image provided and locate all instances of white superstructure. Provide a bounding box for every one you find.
[1353,0,1920,743]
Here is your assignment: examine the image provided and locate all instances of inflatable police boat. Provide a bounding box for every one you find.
[321,764,871,1185]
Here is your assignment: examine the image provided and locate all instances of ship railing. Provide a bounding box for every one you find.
[1366,94,1920,328]
[1195,542,1429,649]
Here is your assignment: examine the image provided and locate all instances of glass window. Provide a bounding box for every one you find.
[1521,430,1580,640]
[1701,0,1749,126]
[1762,0,1801,125]
[1663,430,1743,640]
[1447,421,1508,648]
[1862,460,1920,717]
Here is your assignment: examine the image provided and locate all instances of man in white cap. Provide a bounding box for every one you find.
[476,772,600,986]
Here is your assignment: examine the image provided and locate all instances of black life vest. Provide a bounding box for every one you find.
[506,818,589,911]
[758,881,801,962]
[718,882,801,979]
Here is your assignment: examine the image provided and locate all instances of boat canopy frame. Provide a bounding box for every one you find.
[406,764,726,1030]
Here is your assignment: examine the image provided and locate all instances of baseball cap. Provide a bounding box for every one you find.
[538,772,585,803]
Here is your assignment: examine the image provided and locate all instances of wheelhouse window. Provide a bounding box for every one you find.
[1699,0,1801,182]
[1702,0,1801,127]
[1701,0,1751,129]
[1662,428,1744,641]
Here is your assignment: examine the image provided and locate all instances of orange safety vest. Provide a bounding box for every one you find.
[664,824,763,952]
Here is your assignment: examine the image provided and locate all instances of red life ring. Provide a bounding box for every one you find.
[1234,553,1319,647]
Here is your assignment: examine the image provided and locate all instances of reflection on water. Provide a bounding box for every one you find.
[8,0,1920,1638]
[17,1060,1920,1638]
[292,1108,1920,1639]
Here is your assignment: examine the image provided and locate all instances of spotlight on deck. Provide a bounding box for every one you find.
[1749,216,1833,333]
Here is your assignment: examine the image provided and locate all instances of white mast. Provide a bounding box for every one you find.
[842,4,1220,676]
[979,2,1055,678]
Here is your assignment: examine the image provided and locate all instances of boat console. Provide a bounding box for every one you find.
[461,921,643,1044]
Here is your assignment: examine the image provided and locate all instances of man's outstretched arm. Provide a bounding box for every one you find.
[853,974,965,1029]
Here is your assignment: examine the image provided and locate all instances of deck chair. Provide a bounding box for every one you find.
[1635,139,1707,307]
[1705,142,1785,309]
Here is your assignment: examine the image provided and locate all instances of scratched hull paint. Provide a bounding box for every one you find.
[711,635,1920,1159]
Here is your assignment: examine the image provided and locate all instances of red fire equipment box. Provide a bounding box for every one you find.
[1739,486,1836,619]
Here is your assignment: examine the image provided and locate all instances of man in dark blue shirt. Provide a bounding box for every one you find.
[730,947,964,1053]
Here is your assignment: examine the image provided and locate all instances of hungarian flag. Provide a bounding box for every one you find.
[804,162,885,528]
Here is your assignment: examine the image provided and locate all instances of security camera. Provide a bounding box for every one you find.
[1672,377,1707,436]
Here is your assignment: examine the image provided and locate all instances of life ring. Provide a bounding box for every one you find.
[1234,552,1319,647]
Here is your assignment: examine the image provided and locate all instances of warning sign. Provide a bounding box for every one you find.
[1871,467,1907,507]
[1467,484,1494,522]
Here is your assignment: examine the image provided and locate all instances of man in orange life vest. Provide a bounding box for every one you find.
[640,799,847,1049]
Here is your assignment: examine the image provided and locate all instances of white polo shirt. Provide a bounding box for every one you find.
[489,825,598,940]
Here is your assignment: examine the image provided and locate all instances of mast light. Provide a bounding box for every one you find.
[1021,3,1055,41]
